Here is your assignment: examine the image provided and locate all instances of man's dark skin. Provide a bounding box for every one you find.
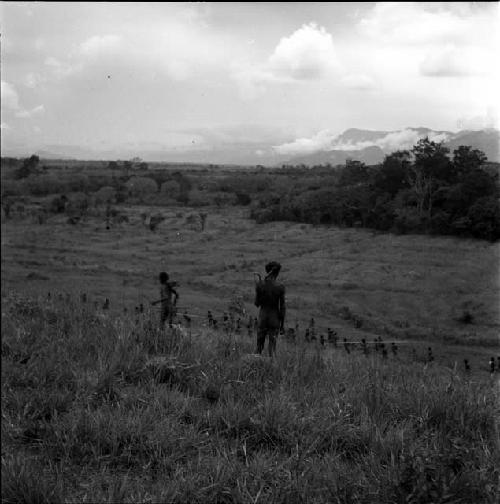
[254,261,286,358]
[151,271,179,328]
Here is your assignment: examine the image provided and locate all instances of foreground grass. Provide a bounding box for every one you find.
[2,290,499,503]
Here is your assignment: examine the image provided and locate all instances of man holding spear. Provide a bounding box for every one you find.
[254,261,286,358]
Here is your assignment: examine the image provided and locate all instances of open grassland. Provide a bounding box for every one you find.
[1,204,499,367]
[1,205,500,502]
[1,291,499,503]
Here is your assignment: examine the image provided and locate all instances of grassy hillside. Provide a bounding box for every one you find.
[2,204,499,502]
[2,205,499,364]
[1,291,499,503]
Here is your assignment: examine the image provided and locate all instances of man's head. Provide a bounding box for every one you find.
[159,271,169,284]
[265,261,281,278]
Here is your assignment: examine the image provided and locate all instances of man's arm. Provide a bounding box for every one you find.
[171,287,179,305]
[254,284,261,307]
[279,286,286,330]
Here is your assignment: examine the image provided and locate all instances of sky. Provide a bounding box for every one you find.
[1,2,499,161]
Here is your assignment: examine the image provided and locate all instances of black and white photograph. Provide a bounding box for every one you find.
[1,2,499,502]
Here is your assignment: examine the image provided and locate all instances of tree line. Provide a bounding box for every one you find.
[250,138,500,241]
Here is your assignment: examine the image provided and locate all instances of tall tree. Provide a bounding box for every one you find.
[408,138,451,220]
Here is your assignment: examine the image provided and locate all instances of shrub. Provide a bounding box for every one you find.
[161,180,181,198]
[187,189,211,207]
[25,175,63,196]
[125,176,158,199]
[93,186,117,206]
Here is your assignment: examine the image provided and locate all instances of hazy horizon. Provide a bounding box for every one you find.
[1,2,499,162]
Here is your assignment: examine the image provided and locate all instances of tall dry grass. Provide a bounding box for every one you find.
[2,290,499,503]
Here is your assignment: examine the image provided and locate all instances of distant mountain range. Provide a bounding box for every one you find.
[2,127,498,166]
[284,128,500,166]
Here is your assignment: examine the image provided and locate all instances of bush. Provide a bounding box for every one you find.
[125,176,158,199]
[25,175,63,196]
[467,196,500,241]
[393,207,423,234]
[93,186,117,206]
[161,180,181,199]
[1,180,24,198]
[187,190,211,207]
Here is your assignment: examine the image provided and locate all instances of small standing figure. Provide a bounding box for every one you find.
[343,338,350,354]
[103,298,110,310]
[381,343,388,359]
[305,328,310,342]
[254,261,286,358]
[223,312,230,334]
[489,357,495,374]
[428,347,434,363]
[208,310,214,327]
[151,271,179,329]
[327,328,336,346]
[391,342,398,357]
[361,338,368,355]
[80,292,87,303]
[464,359,471,373]
[320,334,325,347]
[183,310,191,328]
[374,338,379,352]
[309,317,315,340]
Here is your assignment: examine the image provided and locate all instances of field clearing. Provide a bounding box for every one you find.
[2,204,500,503]
[1,204,499,371]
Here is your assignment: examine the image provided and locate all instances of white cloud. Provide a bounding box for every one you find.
[23,72,45,89]
[268,23,340,80]
[1,81,20,110]
[420,44,492,77]
[1,122,11,130]
[272,129,337,155]
[358,2,494,46]
[273,128,452,156]
[44,56,83,79]
[15,104,45,119]
[233,23,341,98]
[457,107,499,130]
[1,81,45,119]
[79,34,122,57]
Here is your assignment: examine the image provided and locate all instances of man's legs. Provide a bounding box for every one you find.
[256,326,266,354]
[268,328,278,358]
[160,305,172,329]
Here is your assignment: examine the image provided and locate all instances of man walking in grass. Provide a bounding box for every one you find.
[254,261,286,358]
[151,271,179,329]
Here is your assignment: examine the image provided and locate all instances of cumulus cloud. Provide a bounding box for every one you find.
[273,128,451,156]
[15,104,45,119]
[272,129,337,155]
[268,23,340,80]
[457,107,499,130]
[358,2,493,46]
[420,44,491,77]
[1,81,44,119]
[1,81,20,110]
[79,34,122,57]
[44,56,83,79]
[233,23,341,98]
